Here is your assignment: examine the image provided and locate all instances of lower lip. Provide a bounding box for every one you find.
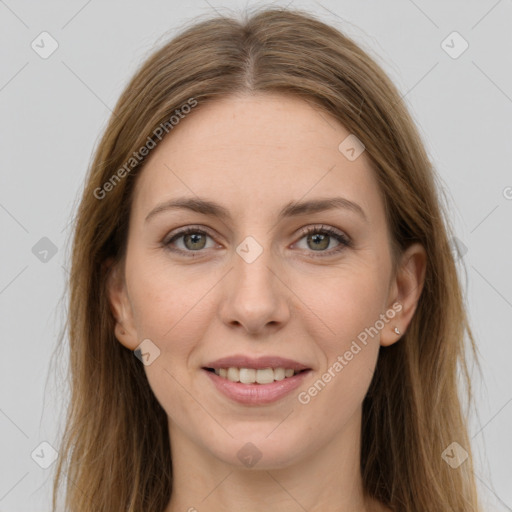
[203,369,311,405]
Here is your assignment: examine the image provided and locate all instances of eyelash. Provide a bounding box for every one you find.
[163,224,351,259]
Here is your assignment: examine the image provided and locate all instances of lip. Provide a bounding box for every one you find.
[203,368,312,405]
[203,354,312,372]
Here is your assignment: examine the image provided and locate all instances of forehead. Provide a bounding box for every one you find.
[131,93,383,224]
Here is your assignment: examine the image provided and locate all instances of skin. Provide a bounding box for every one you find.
[107,93,426,512]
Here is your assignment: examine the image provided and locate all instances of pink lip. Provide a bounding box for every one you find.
[203,354,311,372]
[203,368,311,405]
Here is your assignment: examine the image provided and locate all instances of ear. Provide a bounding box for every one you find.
[380,242,427,347]
[104,257,139,351]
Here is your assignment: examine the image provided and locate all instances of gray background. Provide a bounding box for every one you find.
[1,0,511,510]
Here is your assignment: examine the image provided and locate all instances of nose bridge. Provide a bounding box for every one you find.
[219,232,290,333]
[233,233,279,301]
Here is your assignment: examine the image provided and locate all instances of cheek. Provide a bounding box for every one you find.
[295,263,389,348]
[127,252,215,343]
[127,266,214,425]
[297,319,380,438]
[294,266,386,406]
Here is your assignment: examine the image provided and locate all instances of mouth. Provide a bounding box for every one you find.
[203,366,310,384]
[202,361,312,405]
[202,354,313,404]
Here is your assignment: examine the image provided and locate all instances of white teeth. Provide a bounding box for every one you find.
[239,368,256,383]
[256,368,274,384]
[227,367,239,382]
[212,367,302,384]
[273,368,285,381]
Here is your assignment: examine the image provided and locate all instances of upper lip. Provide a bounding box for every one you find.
[203,354,312,371]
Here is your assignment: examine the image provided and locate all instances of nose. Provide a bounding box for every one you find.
[218,243,291,336]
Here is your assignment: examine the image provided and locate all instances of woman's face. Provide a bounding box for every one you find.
[108,93,423,469]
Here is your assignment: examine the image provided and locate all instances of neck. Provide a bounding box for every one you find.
[164,409,383,512]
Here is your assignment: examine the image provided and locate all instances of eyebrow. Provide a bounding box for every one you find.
[145,196,367,223]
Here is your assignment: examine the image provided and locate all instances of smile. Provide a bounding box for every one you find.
[203,368,312,405]
[205,367,306,384]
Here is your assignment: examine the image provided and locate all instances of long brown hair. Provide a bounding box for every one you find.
[52,6,481,511]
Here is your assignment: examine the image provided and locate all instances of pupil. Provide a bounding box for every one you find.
[187,233,204,249]
[310,233,328,250]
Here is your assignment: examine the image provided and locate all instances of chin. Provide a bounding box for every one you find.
[206,430,306,470]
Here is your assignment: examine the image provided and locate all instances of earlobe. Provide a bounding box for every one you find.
[381,243,427,347]
[105,259,138,350]
[114,323,131,346]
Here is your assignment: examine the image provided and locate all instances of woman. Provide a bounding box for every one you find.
[53,7,481,511]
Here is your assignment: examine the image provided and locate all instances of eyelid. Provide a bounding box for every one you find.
[162,225,219,249]
[294,224,350,244]
[292,224,352,257]
[162,223,351,257]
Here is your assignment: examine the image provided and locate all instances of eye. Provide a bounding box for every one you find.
[162,224,351,258]
[163,226,216,256]
[294,224,351,257]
